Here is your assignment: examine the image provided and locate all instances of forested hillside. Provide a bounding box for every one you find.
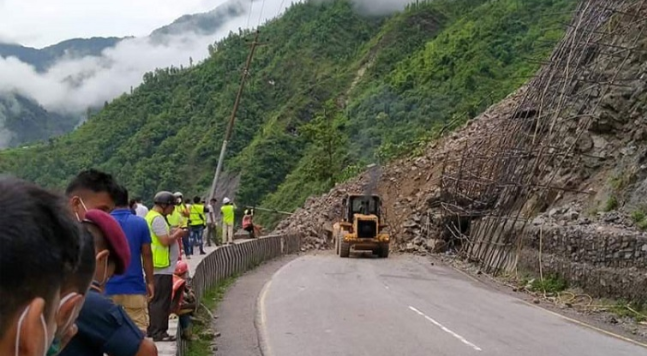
[0,0,576,227]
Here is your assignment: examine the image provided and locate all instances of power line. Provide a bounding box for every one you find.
[246,0,255,29]
[257,0,267,27]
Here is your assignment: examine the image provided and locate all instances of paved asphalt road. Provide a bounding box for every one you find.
[256,253,646,356]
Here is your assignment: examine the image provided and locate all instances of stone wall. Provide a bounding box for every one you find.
[467,214,647,302]
[518,223,647,302]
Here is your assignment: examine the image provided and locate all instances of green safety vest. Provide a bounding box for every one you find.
[145,210,171,269]
[189,203,205,227]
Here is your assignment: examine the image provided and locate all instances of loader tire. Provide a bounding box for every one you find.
[340,240,350,258]
[379,244,389,258]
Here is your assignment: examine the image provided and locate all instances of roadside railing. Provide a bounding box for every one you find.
[175,233,301,355]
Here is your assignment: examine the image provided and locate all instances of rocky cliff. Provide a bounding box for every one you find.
[276,0,647,303]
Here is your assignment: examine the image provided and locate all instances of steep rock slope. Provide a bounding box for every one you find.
[277,0,647,303]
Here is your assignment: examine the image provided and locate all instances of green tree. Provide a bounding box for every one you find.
[302,101,350,189]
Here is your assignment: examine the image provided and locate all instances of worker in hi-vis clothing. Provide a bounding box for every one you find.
[220,197,236,244]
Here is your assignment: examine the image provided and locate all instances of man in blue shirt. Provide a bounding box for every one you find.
[106,185,155,333]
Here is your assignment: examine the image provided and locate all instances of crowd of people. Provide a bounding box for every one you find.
[0,168,238,356]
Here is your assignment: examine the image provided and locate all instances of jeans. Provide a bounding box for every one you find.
[179,314,191,331]
[190,226,205,254]
[182,234,193,256]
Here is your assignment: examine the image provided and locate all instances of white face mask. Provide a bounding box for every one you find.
[15,305,49,356]
[93,255,110,288]
[57,293,79,333]
[74,198,89,222]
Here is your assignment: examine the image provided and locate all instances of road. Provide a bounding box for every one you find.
[255,253,646,356]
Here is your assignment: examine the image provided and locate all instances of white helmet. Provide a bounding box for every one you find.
[173,192,183,198]
[223,197,230,204]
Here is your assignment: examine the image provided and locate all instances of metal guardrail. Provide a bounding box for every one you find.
[176,233,302,355]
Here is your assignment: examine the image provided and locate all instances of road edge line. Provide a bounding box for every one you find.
[255,278,273,356]
[254,256,303,356]
[442,259,647,350]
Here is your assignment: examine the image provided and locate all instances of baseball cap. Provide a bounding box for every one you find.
[84,209,131,275]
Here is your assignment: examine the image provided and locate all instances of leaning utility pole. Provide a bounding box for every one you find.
[208,30,262,205]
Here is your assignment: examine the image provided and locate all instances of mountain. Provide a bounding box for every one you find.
[150,0,247,41]
[0,93,78,147]
[0,0,577,227]
[0,0,258,149]
[0,37,123,72]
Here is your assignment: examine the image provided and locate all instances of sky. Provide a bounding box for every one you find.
[0,0,238,47]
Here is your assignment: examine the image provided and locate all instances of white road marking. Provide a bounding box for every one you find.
[409,306,482,352]
[257,279,274,356]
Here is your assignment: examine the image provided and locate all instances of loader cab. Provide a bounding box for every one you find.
[343,195,382,222]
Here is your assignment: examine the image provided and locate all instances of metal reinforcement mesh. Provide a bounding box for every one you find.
[439,0,647,273]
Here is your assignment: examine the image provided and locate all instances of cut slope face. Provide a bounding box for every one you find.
[277,0,647,302]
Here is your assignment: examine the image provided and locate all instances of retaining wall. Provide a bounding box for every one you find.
[175,233,301,355]
[519,224,647,302]
[466,218,647,301]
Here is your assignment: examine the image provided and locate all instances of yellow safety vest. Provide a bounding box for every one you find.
[189,203,205,226]
[145,210,171,269]
[221,204,236,225]
[178,204,189,228]
[167,205,188,228]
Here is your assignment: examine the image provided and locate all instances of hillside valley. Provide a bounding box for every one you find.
[0,0,260,148]
[0,0,575,217]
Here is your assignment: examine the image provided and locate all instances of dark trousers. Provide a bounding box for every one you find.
[206,224,219,246]
[147,274,173,338]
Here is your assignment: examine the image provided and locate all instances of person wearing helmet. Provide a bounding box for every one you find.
[168,192,191,258]
[144,191,185,342]
[220,197,237,245]
[171,262,197,341]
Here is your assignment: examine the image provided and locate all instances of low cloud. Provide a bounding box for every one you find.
[0,0,411,117]
[0,0,290,115]
[313,0,413,15]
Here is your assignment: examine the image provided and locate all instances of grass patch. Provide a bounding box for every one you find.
[603,196,618,212]
[631,210,645,223]
[609,300,647,323]
[631,209,647,230]
[530,274,568,294]
[609,169,637,191]
[186,275,238,356]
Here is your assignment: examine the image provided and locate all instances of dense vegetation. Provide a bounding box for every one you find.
[0,0,576,227]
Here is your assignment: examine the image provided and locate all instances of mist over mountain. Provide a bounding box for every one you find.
[0,0,295,148]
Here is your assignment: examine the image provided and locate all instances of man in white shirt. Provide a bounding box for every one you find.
[205,198,218,246]
[134,197,149,218]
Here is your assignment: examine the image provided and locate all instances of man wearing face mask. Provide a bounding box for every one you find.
[59,210,158,356]
[146,191,185,342]
[66,169,120,221]
[0,177,82,356]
